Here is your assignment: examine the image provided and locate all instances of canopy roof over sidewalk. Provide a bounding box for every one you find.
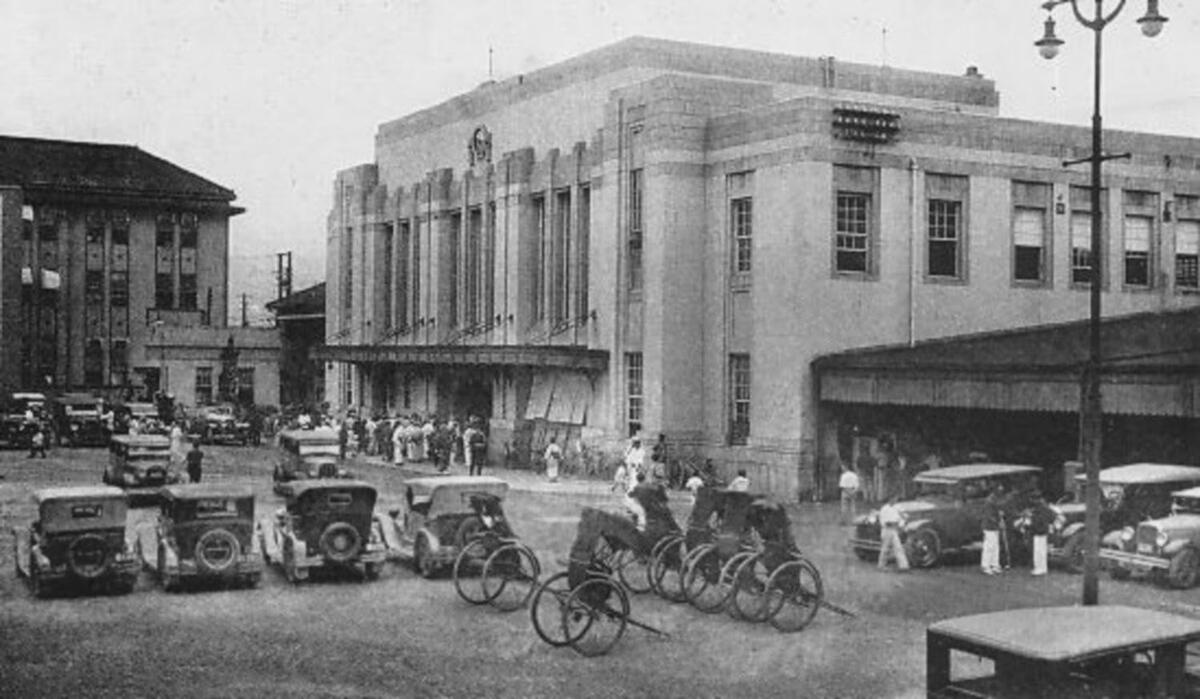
[813,306,1200,417]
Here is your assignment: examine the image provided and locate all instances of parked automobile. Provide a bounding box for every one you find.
[53,393,108,447]
[115,402,167,435]
[141,484,263,591]
[0,391,49,447]
[12,486,140,597]
[928,605,1200,698]
[1049,463,1200,572]
[103,434,180,503]
[258,480,387,582]
[272,428,352,495]
[850,463,1042,568]
[189,404,251,446]
[385,476,510,578]
[1102,485,1200,589]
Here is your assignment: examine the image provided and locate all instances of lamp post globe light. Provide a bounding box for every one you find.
[1034,0,1167,606]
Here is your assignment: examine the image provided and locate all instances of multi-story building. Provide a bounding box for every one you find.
[0,135,279,407]
[319,37,1200,498]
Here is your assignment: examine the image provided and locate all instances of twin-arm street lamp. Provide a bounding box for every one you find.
[1034,0,1167,606]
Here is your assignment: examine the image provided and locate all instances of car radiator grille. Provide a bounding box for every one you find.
[1136,524,1159,548]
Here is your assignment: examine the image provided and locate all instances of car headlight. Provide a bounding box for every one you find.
[1121,527,1135,542]
[1156,531,1170,548]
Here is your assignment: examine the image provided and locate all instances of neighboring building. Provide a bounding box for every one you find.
[0,135,279,407]
[267,282,326,408]
[318,37,1200,499]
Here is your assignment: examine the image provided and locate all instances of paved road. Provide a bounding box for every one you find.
[3,445,1199,698]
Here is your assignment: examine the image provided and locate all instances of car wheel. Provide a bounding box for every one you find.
[1168,548,1200,589]
[1062,531,1085,574]
[853,547,877,563]
[67,534,112,579]
[906,529,942,569]
[194,528,240,575]
[318,522,362,564]
[415,533,436,579]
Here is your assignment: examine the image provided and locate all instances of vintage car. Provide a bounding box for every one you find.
[928,605,1200,698]
[1049,463,1200,572]
[258,480,387,582]
[13,486,140,597]
[1102,485,1200,589]
[142,484,263,591]
[850,463,1042,568]
[116,401,168,435]
[0,391,49,447]
[385,476,511,578]
[103,434,181,501]
[190,404,251,446]
[53,393,108,447]
[272,428,352,494]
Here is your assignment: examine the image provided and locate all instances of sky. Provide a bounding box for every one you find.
[2,0,1198,318]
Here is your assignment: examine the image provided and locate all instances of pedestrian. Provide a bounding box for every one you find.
[625,472,650,531]
[468,420,487,476]
[462,420,482,476]
[839,465,861,525]
[186,441,204,483]
[28,425,47,458]
[169,421,186,469]
[649,433,667,483]
[612,461,629,494]
[685,468,704,505]
[1027,491,1056,576]
[624,436,645,480]
[877,494,910,571]
[392,418,407,467]
[981,484,1007,575]
[728,469,750,492]
[543,436,563,483]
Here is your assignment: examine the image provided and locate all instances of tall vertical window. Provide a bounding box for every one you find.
[553,189,571,324]
[728,354,751,446]
[628,169,644,292]
[1176,197,1200,291]
[731,197,753,273]
[195,367,213,405]
[380,223,394,331]
[926,174,969,281]
[179,214,198,310]
[448,211,461,328]
[396,220,410,329]
[342,227,354,320]
[411,219,422,325]
[110,271,129,307]
[833,165,878,276]
[110,340,128,384]
[1070,185,1109,287]
[486,201,497,323]
[626,352,643,437]
[532,195,546,322]
[84,339,104,387]
[155,214,176,309]
[1124,215,1153,287]
[236,367,255,405]
[110,214,130,338]
[466,208,482,327]
[576,187,590,321]
[1013,208,1047,282]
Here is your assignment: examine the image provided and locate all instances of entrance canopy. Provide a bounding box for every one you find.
[813,307,1200,418]
[314,344,609,373]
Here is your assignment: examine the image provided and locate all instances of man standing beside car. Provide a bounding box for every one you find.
[1027,492,1056,576]
[981,484,1008,575]
[877,494,909,571]
[186,441,204,483]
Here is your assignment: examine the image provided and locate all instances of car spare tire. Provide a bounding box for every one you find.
[67,534,112,579]
[318,522,362,563]
[194,528,240,574]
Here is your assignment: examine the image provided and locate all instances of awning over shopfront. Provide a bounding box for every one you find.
[314,343,609,373]
[813,306,1200,418]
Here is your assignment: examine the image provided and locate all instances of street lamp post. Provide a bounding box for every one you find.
[1035,0,1167,606]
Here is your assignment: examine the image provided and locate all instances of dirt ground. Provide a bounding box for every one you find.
[2,445,1199,698]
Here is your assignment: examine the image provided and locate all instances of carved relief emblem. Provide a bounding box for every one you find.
[468,125,492,166]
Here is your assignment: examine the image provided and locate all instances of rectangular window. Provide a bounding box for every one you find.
[926,174,969,281]
[156,214,176,309]
[110,271,129,307]
[85,270,104,303]
[833,166,878,277]
[532,196,546,322]
[728,354,750,446]
[486,201,497,324]
[179,275,198,311]
[626,352,643,437]
[448,212,461,328]
[1013,207,1047,282]
[466,208,483,327]
[342,227,354,318]
[155,273,174,310]
[1177,220,1200,290]
[236,367,255,405]
[1070,214,1094,285]
[553,189,571,324]
[380,223,394,331]
[84,339,104,387]
[179,215,197,311]
[576,187,590,322]
[411,220,422,326]
[1124,215,1153,287]
[731,197,753,274]
[628,168,644,292]
[396,220,410,329]
[110,340,127,377]
[195,367,213,405]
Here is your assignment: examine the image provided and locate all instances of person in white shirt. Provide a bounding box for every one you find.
[391,418,407,466]
[623,436,645,481]
[839,466,861,525]
[877,494,910,571]
[728,469,750,492]
[685,469,705,505]
[543,436,563,483]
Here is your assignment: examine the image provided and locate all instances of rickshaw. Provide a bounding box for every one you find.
[450,486,540,612]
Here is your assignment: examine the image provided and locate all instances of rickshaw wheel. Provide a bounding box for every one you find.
[650,538,688,603]
[683,545,729,613]
[720,551,758,619]
[530,572,583,647]
[730,553,773,623]
[613,548,652,595]
[564,576,629,657]
[765,558,823,633]
[482,544,540,612]
[452,536,494,605]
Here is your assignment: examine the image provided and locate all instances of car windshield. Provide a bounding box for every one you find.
[128,452,167,462]
[1172,497,1200,515]
[913,480,958,498]
[299,445,340,457]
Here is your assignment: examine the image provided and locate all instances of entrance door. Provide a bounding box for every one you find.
[454,377,492,422]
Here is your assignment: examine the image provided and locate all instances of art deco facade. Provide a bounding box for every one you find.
[0,136,280,407]
[320,38,1200,498]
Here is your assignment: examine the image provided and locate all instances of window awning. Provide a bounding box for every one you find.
[813,306,1200,418]
[314,343,609,373]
